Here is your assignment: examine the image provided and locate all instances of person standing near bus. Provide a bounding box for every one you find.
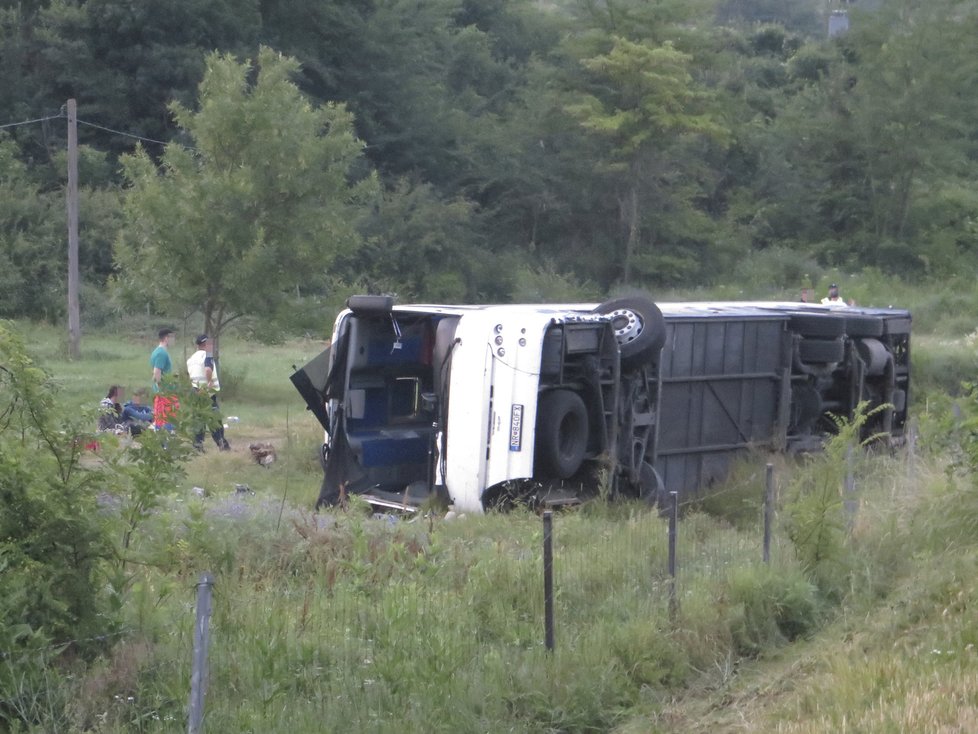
[821,283,845,306]
[150,327,177,429]
[186,334,231,451]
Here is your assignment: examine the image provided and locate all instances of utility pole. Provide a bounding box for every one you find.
[67,98,81,359]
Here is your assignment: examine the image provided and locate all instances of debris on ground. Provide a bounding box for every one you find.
[248,442,277,466]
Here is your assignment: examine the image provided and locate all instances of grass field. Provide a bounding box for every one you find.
[6,318,978,732]
[28,321,329,507]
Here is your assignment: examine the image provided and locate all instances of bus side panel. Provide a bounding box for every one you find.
[655,316,789,500]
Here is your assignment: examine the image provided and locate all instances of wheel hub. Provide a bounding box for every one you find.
[607,308,644,345]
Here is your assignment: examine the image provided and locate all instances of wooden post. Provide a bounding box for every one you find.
[188,573,214,734]
[66,99,81,359]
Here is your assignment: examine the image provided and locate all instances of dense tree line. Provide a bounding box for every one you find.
[1,0,976,325]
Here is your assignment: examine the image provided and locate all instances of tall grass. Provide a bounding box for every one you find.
[20,476,836,733]
[7,316,978,732]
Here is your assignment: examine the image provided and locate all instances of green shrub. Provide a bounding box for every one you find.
[0,322,200,731]
[0,323,115,728]
[782,407,885,601]
[724,565,821,656]
[730,246,823,294]
[512,261,603,303]
[901,285,978,336]
[80,280,127,329]
[911,335,976,399]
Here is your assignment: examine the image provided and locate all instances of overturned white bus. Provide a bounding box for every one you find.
[291,295,910,513]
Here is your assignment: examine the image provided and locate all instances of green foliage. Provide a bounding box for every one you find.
[715,0,821,34]
[214,362,246,401]
[783,405,890,601]
[24,0,262,158]
[729,246,823,295]
[0,137,66,321]
[116,47,376,356]
[566,34,728,286]
[0,131,124,324]
[344,178,484,302]
[724,564,820,656]
[743,0,978,274]
[1,0,978,313]
[896,282,978,337]
[0,321,207,730]
[0,322,113,727]
[510,261,602,303]
[909,335,976,400]
[784,469,848,599]
[948,381,978,479]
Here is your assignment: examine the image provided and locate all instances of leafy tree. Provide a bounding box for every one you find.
[841,1,978,266]
[116,47,376,356]
[0,137,64,320]
[260,0,554,193]
[0,322,110,637]
[347,178,487,302]
[742,0,978,274]
[0,321,204,728]
[0,134,125,322]
[565,36,727,285]
[24,0,261,158]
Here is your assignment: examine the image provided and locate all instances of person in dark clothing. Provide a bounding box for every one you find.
[97,385,125,433]
[122,388,153,423]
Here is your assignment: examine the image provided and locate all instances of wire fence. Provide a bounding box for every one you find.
[3,453,896,733]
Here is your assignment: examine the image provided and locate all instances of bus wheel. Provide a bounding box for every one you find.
[594,296,666,370]
[535,390,589,479]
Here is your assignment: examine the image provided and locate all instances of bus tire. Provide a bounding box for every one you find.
[845,315,884,338]
[799,337,845,364]
[788,313,846,338]
[535,390,589,479]
[594,296,666,371]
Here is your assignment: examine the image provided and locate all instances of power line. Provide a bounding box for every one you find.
[76,117,177,149]
[0,112,64,130]
[0,109,192,151]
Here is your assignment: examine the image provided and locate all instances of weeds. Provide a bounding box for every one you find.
[8,321,978,732]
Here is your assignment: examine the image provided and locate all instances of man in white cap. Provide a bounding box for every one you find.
[187,334,231,451]
[821,283,845,306]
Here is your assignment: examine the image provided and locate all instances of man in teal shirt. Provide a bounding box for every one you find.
[150,328,175,428]
[150,328,174,390]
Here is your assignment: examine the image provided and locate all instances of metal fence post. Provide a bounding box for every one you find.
[907,423,917,480]
[668,491,678,620]
[844,444,858,533]
[763,463,774,564]
[543,511,555,652]
[188,572,214,734]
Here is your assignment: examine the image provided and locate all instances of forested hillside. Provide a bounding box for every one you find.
[1,0,976,325]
